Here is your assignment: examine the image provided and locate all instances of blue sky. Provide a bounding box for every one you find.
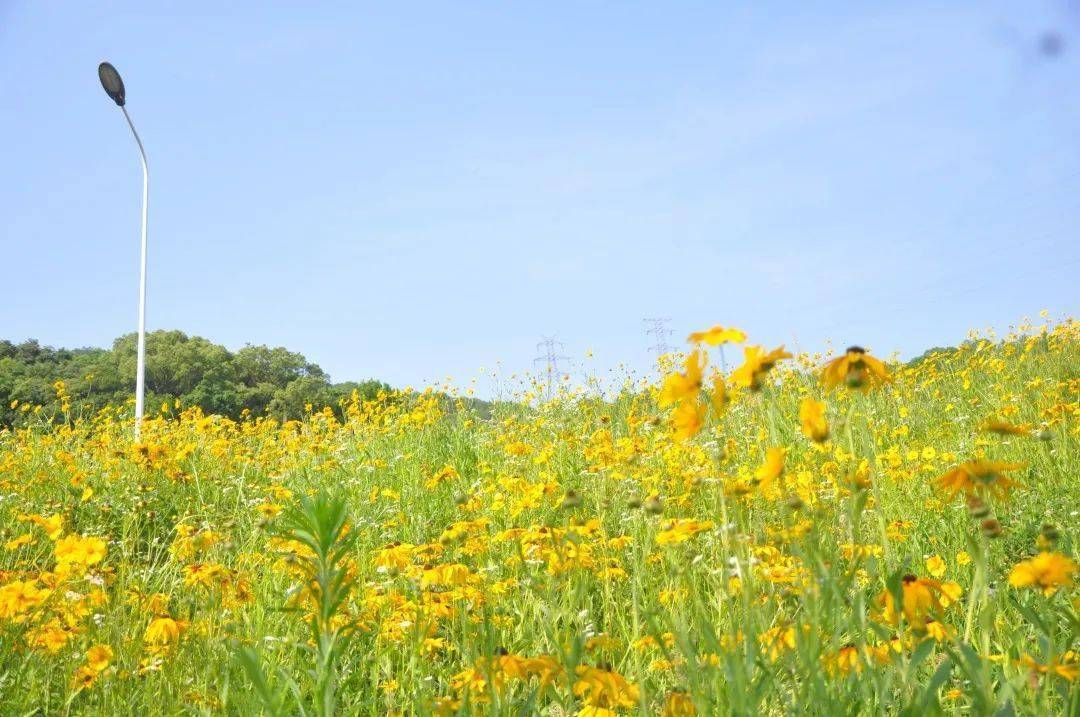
[2,1,1078,394]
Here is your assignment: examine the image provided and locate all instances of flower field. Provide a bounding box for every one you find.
[1,318,1077,715]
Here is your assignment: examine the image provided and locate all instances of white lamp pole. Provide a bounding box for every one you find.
[98,62,149,438]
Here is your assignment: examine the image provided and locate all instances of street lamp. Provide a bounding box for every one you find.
[98,61,149,438]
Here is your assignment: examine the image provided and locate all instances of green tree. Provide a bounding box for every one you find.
[0,331,394,427]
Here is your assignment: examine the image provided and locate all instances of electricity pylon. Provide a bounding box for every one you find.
[534,336,570,399]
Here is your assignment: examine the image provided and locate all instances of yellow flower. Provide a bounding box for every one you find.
[183,562,228,589]
[759,625,797,661]
[925,555,946,578]
[981,418,1032,436]
[86,644,114,673]
[20,513,65,540]
[659,350,705,407]
[1008,552,1077,596]
[661,688,697,716]
[578,708,619,717]
[1017,652,1077,682]
[932,460,1024,502]
[731,345,791,391]
[0,580,50,620]
[256,502,282,518]
[425,464,460,490]
[670,400,706,442]
[753,447,786,492]
[71,665,100,691]
[869,637,905,665]
[687,325,747,346]
[505,441,532,457]
[924,620,954,642]
[655,519,714,546]
[824,644,863,676]
[573,665,640,710]
[71,643,114,690]
[4,533,33,550]
[29,622,73,654]
[421,563,474,588]
[798,398,829,442]
[938,581,963,608]
[820,346,890,390]
[54,534,107,568]
[144,616,187,651]
[709,373,728,416]
[956,551,971,566]
[877,574,962,627]
[434,696,463,715]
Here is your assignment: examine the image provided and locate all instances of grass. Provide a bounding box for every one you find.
[0,317,1077,715]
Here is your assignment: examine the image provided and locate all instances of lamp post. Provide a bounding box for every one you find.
[98,61,149,438]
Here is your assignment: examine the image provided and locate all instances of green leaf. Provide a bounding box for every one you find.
[886,569,905,622]
[235,645,286,717]
[1010,595,1049,636]
[918,657,953,711]
[958,642,982,674]
[909,637,936,672]
[994,699,1015,717]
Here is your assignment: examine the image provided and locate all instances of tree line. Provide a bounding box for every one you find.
[0,330,391,426]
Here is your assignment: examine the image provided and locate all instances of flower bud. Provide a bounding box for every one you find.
[981,518,1003,538]
[966,495,990,519]
[1039,523,1060,545]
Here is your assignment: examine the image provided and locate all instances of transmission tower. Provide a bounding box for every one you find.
[643,317,674,361]
[534,336,570,399]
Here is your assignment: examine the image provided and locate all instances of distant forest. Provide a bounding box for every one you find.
[0,330,391,426]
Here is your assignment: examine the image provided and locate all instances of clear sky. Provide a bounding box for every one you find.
[2,1,1078,395]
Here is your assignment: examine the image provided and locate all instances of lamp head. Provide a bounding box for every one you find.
[98,62,126,106]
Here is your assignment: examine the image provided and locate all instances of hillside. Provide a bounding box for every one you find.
[0,319,1076,714]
